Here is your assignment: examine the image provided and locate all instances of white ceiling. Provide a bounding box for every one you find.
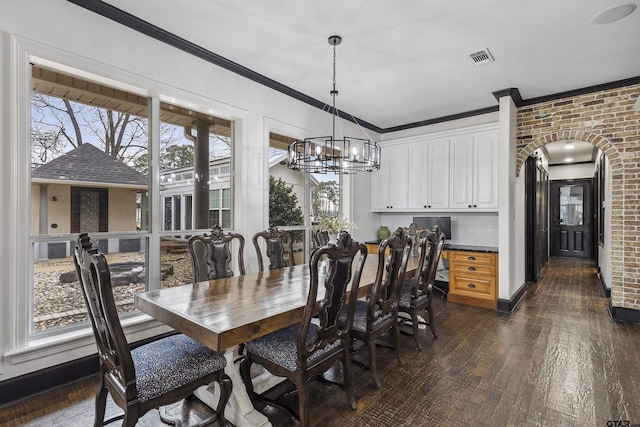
[102,0,640,131]
[543,140,597,165]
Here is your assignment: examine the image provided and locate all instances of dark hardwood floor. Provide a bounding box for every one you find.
[1,257,639,426]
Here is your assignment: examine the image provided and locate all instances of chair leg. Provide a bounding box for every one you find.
[427,304,438,339]
[367,335,381,389]
[294,375,310,427]
[239,357,255,396]
[93,379,108,427]
[393,322,404,367]
[216,373,233,427]
[342,345,357,410]
[410,310,423,352]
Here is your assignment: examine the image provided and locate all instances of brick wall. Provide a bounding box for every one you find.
[515,84,640,311]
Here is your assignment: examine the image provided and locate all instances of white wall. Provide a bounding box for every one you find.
[549,162,596,180]
[0,0,376,382]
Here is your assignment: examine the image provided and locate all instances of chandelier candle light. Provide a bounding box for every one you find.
[287,35,381,174]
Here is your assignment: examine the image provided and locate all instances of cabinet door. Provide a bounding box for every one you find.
[473,131,498,209]
[407,143,429,208]
[427,139,450,209]
[449,136,474,209]
[371,144,408,210]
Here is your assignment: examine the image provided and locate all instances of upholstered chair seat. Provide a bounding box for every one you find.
[243,323,342,373]
[131,334,228,403]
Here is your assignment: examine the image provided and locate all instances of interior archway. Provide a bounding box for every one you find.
[516,130,625,306]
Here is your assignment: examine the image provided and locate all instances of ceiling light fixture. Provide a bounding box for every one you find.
[287,35,380,174]
[591,4,637,25]
[564,157,574,163]
[564,141,575,149]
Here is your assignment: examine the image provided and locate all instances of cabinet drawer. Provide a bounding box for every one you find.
[448,251,495,266]
[450,272,495,300]
[450,263,494,275]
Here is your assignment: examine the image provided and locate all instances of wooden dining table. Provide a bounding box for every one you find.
[135,254,419,427]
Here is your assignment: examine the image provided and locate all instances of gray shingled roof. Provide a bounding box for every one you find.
[31,143,147,187]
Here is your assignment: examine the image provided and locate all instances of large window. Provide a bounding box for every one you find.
[158,101,233,287]
[28,65,235,336]
[268,133,343,263]
[30,66,149,333]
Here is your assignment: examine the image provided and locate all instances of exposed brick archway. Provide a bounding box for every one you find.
[515,130,623,177]
[516,130,627,309]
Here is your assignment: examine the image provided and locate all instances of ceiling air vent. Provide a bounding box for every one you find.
[468,48,494,65]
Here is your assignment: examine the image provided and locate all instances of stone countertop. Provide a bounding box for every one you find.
[443,244,498,253]
[365,240,498,253]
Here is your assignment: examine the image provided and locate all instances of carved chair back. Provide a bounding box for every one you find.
[297,231,367,366]
[187,225,246,282]
[252,227,295,272]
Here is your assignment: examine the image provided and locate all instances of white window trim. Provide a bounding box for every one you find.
[2,35,248,380]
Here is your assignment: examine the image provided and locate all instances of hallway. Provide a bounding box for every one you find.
[1,257,638,426]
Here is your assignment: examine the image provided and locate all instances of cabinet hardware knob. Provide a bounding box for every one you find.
[468,205,472,208]
[468,266,476,271]
[467,283,476,288]
[473,205,477,208]
[468,256,476,260]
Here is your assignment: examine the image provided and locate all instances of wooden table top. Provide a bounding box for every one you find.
[135,255,418,351]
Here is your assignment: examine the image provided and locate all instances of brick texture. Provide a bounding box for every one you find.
[515,83,640,311]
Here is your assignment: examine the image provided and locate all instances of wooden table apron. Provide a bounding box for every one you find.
[135,256,418,352]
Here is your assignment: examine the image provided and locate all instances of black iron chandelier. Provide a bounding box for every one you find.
[287,35,381,174]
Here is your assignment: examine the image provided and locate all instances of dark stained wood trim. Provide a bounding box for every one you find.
[521,76,640,107]
[598,271,611,298]
[0,354,98,407]
[381,106,499,133]
[609,302,640,324]
[63,2,640,135]
[492,88,523,106]
[496,282,528,313]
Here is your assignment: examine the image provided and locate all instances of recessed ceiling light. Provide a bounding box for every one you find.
[591,4,637,25]
[565,142,575,149]
[564,158,574,163]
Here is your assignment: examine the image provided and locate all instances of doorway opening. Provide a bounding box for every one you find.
[525,141,603,282]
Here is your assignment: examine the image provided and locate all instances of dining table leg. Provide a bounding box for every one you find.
[193,347,273,427]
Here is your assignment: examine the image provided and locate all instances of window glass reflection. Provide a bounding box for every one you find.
[559,185,583,226]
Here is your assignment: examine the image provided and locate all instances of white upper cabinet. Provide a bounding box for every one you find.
[449,130,498,210]
[371,124,498,212]
[371,144,409,210]
[408,138,449,209]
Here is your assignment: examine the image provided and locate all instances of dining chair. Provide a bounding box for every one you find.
[398,225,445,351]
[240,231,367,427]
[252,227,295,272]
[404,222,425,258]
[347,227,412,389]
[187,225,246,282]
[312,229,330,247]
[73,233,232,427]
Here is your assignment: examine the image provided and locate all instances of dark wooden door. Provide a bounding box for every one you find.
[525,156,550,282]
[550,179,593,258]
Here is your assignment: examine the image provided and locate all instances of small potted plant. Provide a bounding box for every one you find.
[314,215,357,242]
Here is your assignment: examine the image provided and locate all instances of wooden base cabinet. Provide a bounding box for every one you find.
[447,251,498,309]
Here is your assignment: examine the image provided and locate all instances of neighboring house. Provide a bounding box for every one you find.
[159,148,320,231]
[31,143,148,259]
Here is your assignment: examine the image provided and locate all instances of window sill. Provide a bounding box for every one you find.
[5,313,171,365]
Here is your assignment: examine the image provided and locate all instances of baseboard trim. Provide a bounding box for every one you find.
[608,302,640,324]
[0,331,176,407]
[597,272,611,298]
[497,282,528,313]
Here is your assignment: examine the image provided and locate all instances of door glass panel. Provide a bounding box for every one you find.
[559,186,583,226]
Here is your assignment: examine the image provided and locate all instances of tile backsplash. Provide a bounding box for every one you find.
[376,212,498,247]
